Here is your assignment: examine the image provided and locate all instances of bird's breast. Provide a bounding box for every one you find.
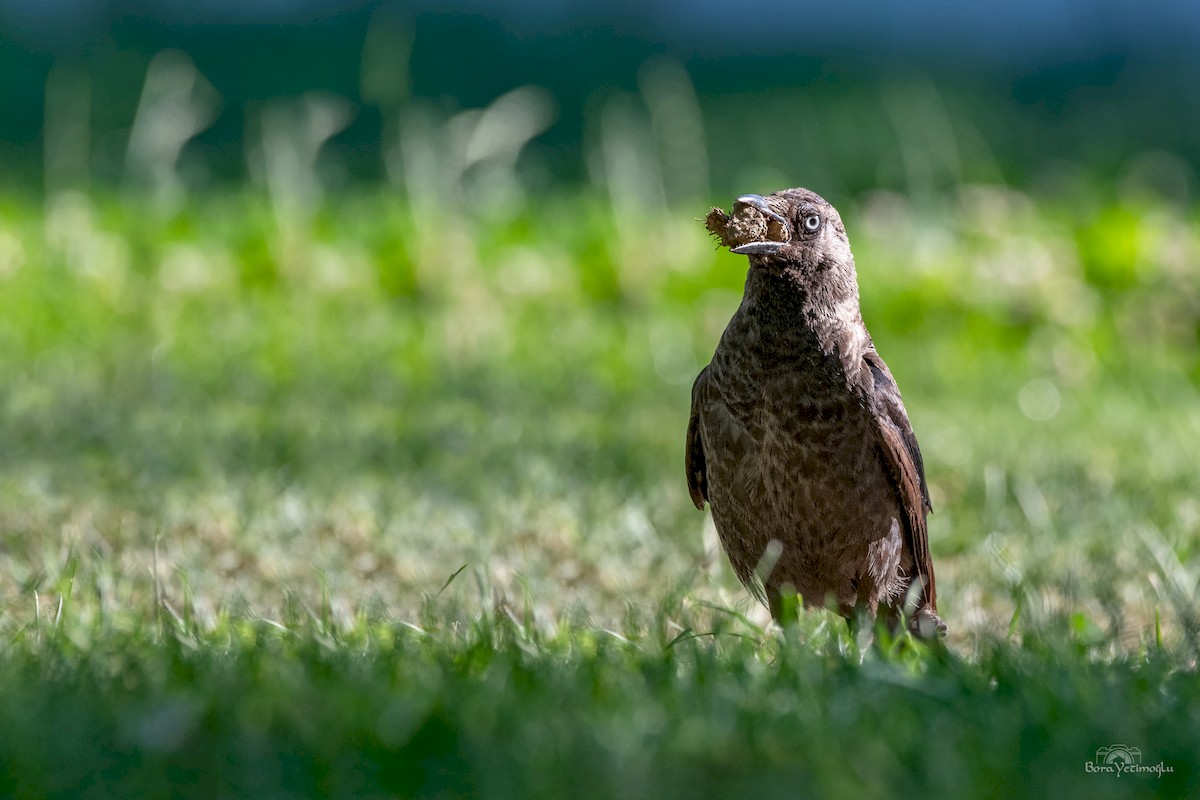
[704,310,893,537]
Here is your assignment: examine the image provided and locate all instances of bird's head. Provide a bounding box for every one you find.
[706,187,854,277]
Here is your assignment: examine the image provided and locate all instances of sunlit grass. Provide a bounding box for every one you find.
[0,185,1197,796]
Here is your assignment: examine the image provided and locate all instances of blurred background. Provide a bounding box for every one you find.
[1,0,1198,644]
[3,0,1200,200]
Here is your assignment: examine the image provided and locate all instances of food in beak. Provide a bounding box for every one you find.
[704,195,789,251]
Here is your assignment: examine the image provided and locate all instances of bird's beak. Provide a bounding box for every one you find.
[731,241,786,255]
[729,194,789,256]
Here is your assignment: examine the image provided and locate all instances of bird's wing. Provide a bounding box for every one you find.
[860,350,937,609]
[685,366,710,510]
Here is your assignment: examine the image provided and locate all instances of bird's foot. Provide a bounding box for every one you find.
[908,608,948,641]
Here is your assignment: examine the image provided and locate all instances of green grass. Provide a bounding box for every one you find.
[4,620,1198,799]
[0,184,1197,797]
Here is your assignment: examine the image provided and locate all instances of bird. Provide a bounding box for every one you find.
[687,188,946,639]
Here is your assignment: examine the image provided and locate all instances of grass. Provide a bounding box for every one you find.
[4,620,1198,799]
[0,182,1197,797]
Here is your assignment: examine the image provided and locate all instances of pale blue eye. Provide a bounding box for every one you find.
[803,214,821,232]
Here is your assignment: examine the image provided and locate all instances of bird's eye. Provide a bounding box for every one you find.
[803,214,821,232]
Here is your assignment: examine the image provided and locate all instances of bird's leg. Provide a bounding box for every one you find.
[909,607,948,640]
[766,583,801,626]
[879,601,947,642]
[845,604,876,652]
[893,575,948,641]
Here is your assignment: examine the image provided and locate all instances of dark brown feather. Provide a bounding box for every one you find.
[686,367,710,510]
[861,350,937,609]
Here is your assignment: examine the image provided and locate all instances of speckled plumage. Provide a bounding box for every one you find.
[687,188,945,638]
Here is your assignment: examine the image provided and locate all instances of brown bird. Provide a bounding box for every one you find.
[687,188,945,639]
